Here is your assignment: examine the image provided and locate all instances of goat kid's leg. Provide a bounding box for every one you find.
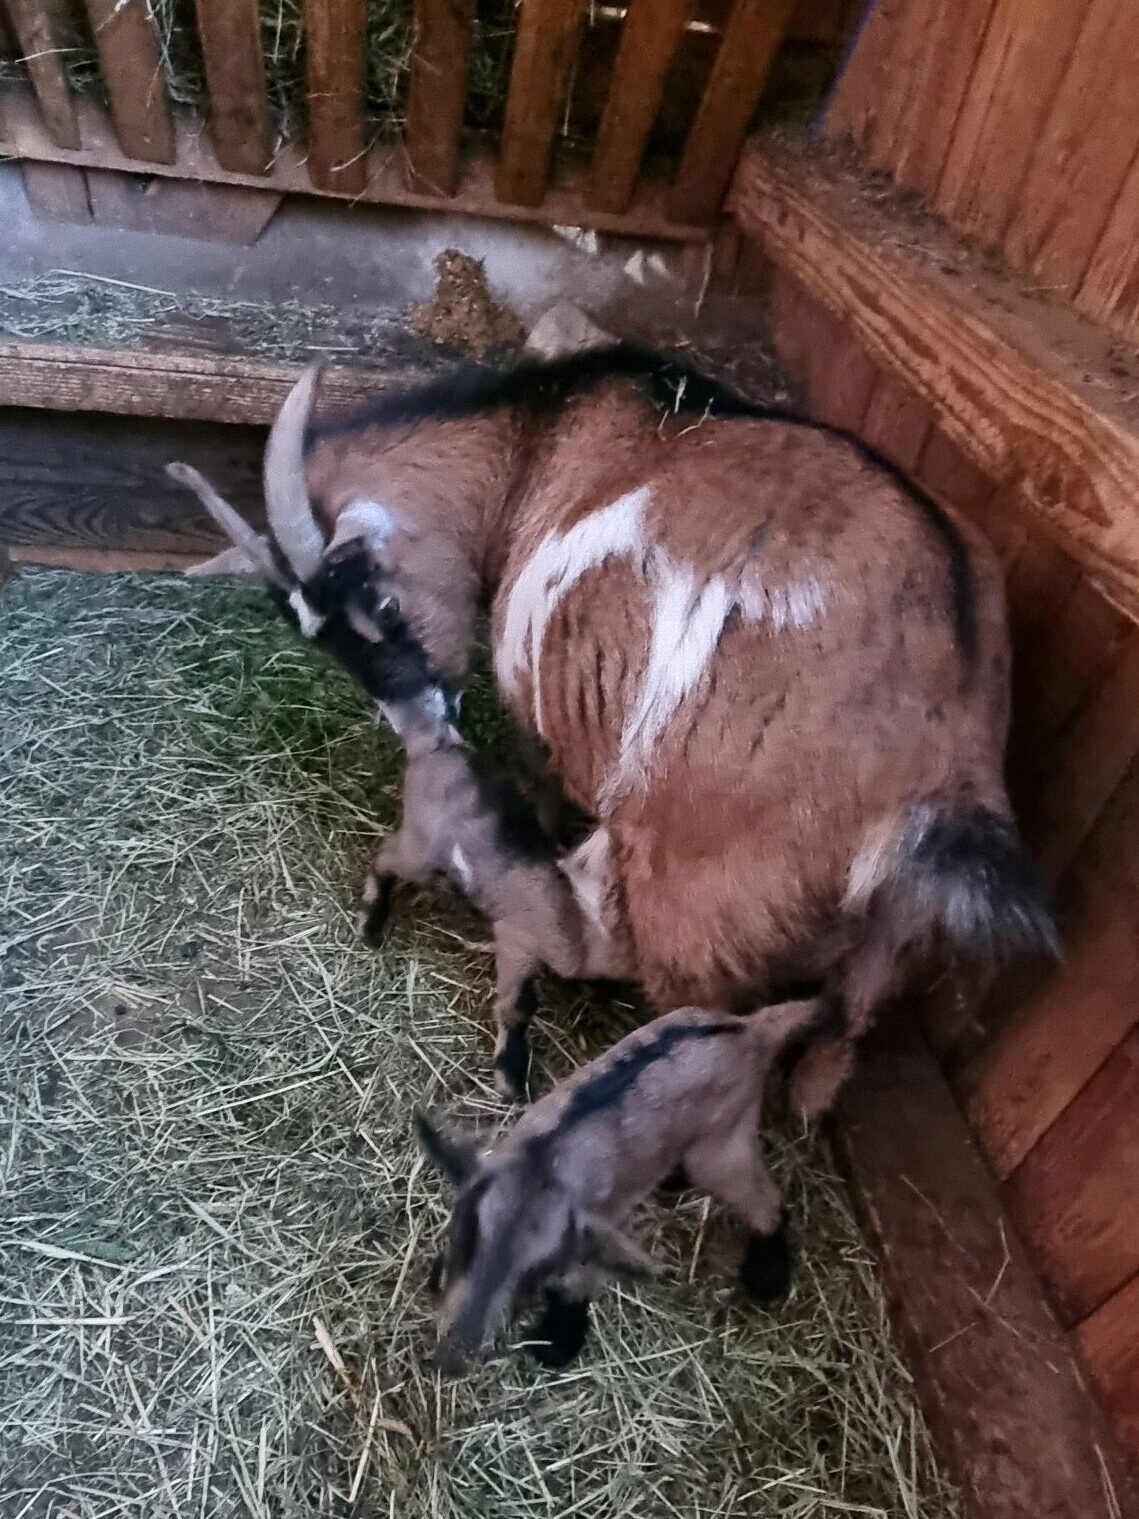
[357,831,431,947]
[684,1121,791,1304]
[492,927,542,1102]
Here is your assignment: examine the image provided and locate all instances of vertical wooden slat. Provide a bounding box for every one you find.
[859,372,933,473]
[667,0,796,225]
[583,0,689,215]
[1077,153,1139,343]
[3,0,81,149]
[1076,1271,1139,1464]
[1004,0,1139,302]
[935,0,1087,244]
[403,0,476,197]
[825,0,906,149]
[193,0,272,176]
[915,428,995,520]
[860,0,933,173]
[304,0,367,195]
[495,0,588,208]
[1004,1025,1139,1326]
[82,0,175,164]
[887,0,996,198]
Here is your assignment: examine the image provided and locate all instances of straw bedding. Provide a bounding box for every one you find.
[0,568,961,1517]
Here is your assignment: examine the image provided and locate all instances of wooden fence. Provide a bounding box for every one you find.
[0,0,855,238]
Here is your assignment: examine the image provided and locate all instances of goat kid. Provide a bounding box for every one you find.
[417,996,828,1376]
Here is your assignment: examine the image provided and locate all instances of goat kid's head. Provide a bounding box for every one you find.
[416,1111,648,1376]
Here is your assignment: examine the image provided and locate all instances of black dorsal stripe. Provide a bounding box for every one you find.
[554,1021,741,1133]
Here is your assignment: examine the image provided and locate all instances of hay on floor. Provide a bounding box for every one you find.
[0,569,961,1518]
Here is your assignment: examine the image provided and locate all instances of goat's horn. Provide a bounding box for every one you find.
[166,462,281,581]
[264,362,326,582]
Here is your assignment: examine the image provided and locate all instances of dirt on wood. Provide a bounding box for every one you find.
[407,250,527,359]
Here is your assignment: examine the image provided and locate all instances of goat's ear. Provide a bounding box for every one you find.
[415,1110,479,1187]
[578,1215,655,1280]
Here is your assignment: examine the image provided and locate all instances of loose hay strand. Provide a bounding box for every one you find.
[0,569,961,1517]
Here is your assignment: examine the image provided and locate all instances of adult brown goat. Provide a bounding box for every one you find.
[180,340,1056,1118]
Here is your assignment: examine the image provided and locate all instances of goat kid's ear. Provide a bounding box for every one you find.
[415,1110,479,1187]
[578,1214,655,1280]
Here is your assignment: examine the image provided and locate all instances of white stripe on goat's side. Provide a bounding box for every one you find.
[737,576,828,632]
[607,556,732,798]
[496,487,650,730]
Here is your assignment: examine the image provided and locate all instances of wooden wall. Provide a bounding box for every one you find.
[768,266,1139,1468]
[826,0,1139,344]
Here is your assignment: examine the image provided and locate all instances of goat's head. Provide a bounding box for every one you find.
[417,1111,649,1375]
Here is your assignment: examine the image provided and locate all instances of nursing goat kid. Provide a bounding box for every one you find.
[417,996,830,1375]
[180,344,1056,1119]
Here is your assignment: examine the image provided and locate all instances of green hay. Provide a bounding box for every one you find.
[0,568,961,1518]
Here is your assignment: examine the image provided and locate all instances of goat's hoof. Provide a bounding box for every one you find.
[357,905,389,947]
[740,1224,791,1304]
[656,1165,689,1198]
[493,1028,531,1103]
[426,1253,446,1299]
[527,1292,590,1369]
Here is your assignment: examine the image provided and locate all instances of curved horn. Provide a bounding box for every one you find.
[264,361,326,581]
[166,462,282,582]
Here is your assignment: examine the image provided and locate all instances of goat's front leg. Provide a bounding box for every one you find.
[683,1118,790,1304]
[491,924,542,1102]
[358,829,432,947]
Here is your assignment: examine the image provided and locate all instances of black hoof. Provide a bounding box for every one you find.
[359,878,393,947]
[527,1291,590,1369]
[656,1165,689,1197]
[740,1222,792,1303]
[494,1026,532,1103]
[426,1253,446,1298]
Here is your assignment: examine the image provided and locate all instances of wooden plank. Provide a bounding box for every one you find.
[833,1013,1139,1519]
[8,544,201,572]
[0,88,711,240]
[20,160,91,222]
[1005,1025,1139,1326]
[964,755,1139,1179]
[884,0,996,198]
[1022,577,1135,747]
[81,0,175,165]
[1078,154,1139,344]
[193,0,272,176]
[583,0,689,216]
[859,371,933,473]
[825,0,906,149]
[935,0,1087,245]
[0,408,266,558]
[495,0,587,208]
[667,0,796,226]
[83,170,282,244]
[0,339,438,426]
[304,0,367,195]
[860,0,935,174]
[3,0,80,148]
[402,0,476,198]
[731,139,1139,619]
[768,270,877,430]
[1077,1271,1139,1465]
[1006,0,1139,300]
[915,428,995,519]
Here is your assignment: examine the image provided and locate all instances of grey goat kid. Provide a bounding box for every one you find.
[417,997,828,1376]
[363,682,634,1101]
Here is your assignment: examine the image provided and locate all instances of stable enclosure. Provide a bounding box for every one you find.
[2,2,1139,1517]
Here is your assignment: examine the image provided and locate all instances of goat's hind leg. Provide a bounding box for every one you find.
[491,926,542,1102]
[683,1118,791,1304]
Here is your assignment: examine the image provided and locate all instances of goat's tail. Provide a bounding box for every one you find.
[846,799,1060,967]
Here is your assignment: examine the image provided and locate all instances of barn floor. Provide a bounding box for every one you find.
[0,568,962,1519]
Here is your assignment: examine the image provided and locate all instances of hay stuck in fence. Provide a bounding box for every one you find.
[0,569,961,1518]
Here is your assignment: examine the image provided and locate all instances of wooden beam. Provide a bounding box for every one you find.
[403,0,475,197]
[583,0,689,216]
[20,160,91,222]
[193,0,272,176]
[495,0,588,208]
[82,170,282,244]
[81,0,175,165]
[667,0,795,225]
[0,340,438,426]
[832,1013,1139,1519]
[1004,1025,1139,1327]
[2,0,80,149]
[304,0,367,195]
[731,138,1139,620]
[1077,1271,1139,1466]
[0,88,710,240]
